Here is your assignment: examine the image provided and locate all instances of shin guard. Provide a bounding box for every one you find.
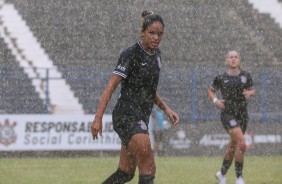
[138,175,155,184]
[102,169,134,184]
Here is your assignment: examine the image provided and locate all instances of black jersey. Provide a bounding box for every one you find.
[212,71,254,113]
[113,42,162,122]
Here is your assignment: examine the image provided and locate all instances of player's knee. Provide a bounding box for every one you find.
[138,159,156,175]
[145,159,156,173]
[138,175,155,184]
[239,142,246,153]
[150,162,156,174]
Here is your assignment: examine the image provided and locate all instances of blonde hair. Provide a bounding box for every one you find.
[226,50,243,70]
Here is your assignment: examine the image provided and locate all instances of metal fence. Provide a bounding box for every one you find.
[1,66,282,123]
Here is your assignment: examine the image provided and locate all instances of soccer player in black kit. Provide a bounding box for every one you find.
[208,51,255,184]
[91,10,179,184]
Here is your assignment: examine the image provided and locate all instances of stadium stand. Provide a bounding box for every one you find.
[1,0,282,122]
[0,37,46,114]
[232,0,282,64]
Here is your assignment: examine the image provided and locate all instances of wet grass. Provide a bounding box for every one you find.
[0,156,281,184]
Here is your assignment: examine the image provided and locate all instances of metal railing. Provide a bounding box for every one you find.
[1,66,282,122]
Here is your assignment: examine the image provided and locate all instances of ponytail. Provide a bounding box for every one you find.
[141,10,164,32]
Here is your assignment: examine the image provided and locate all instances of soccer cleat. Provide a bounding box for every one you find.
[215,171,226,184]
[235,177,245,184]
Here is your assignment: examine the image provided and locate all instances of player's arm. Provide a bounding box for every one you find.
[243,88,255,99]
[243,74,256,99]
[91,74,122,139]
[207,87,217,101]
[208,87,225,109]
[154,92,179,126]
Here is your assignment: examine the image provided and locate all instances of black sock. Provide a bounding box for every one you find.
[220,159,233,175]
[235,161,243,178]
[138,175,155,184]
[102,169,134,184]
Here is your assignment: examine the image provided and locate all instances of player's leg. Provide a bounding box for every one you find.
[216,139,235,184]
[235,113,248,184]
[128,133,155,184]
[229,127,246,183]
[216,114,236,184]
[102,145,136,184]
[221,138,236,175]
[118,144,137,173]
[102,115,137,184]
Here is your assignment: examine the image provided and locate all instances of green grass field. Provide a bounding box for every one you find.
[0,156,281,184]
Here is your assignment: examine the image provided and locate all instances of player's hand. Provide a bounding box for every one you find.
[91,118,102,140]
[214,99,225,110]
[243,89,252,99]
[165,109,179,126]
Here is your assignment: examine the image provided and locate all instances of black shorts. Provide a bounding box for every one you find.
[112,100,149,147]
[112,101,149,147]
[220,110,248,133]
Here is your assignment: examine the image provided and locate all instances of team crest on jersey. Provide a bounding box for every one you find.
[229,119,237,127]
[138,120,147,130]
[157,57,161,68]
[0,119,17,146]
[241,76,247,83]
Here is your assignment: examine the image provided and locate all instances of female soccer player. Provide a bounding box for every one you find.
[208,51,255,184]
[91,10,179,184]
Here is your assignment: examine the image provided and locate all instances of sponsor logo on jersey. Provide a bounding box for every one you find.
[224,80,229,83]
[117,64,126,71]
[138,120,147,130]
[0,119,17,146]
[229,119,237,127]
[241,76,247,83]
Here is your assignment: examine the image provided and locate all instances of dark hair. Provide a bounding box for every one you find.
[141,10,164,32]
